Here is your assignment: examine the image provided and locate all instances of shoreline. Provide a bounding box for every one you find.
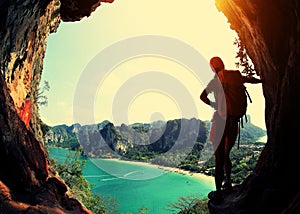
[48,146,214,184]
[103,157,215,184]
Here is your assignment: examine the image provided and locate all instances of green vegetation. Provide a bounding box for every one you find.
[40,119,51,137]
[234,37,256,77]
[47,146,151,214]
[53,147,117,214]
[45,125,80,149]
[184,141,265,184]
[165,195,209,214]
[124,150,158,161]
[35,80,50,107]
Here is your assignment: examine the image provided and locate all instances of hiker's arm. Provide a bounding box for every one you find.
[200,90,217,109]
[242,76,262,84]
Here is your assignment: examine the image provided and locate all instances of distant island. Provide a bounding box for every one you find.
[44,116,266,184]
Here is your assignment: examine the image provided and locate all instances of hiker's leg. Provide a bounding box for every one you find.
[210,113,226,192]
[214,138,225,192]
[224,138,233,186]
[224,118,239,185]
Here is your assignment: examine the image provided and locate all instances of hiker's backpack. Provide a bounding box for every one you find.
[218,70,252,148]
[218,69,249,118]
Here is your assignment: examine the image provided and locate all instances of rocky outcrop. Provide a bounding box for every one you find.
[45,124,81,149]
[0,0,113,213]
[60,0,114,22]
[1,0,61,142]
[0,73,48,193]
[0,57,92,214]
[208,0,300,213]
[45,119,208,158]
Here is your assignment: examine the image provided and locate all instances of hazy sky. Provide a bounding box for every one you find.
[40,0,265,129]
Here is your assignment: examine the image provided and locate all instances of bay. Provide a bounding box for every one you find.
[48,147,214,214]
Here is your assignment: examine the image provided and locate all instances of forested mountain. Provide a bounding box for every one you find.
[45,118,206,157]
[45,116,265,169]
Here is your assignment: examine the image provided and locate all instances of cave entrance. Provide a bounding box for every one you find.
[40,0,267,213]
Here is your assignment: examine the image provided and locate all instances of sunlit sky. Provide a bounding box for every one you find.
[40,0,266,130]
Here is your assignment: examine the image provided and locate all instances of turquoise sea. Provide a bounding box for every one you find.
[49,147,214,214]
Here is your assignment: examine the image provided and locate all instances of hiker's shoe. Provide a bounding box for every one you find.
[208,191,223,205]
[222,181,232,190]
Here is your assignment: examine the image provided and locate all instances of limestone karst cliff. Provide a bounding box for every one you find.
[44,119,209,159]
[0,0,299,213]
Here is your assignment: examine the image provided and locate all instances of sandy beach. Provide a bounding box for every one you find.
[157,165,214,183]
[106,157,215,184]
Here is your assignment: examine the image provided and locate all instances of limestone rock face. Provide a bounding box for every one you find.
[1,0,61,142]
[0,0,112,213]
[60,0,114,21]
[0,74,48,190]
[209,0,300,213]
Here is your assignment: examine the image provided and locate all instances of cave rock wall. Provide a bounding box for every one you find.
[0,0,112,213]
[210,0,300,213]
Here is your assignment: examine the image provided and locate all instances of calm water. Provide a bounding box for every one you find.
[49,147,214,213]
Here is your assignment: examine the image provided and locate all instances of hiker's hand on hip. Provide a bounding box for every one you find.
[211,102,217,110]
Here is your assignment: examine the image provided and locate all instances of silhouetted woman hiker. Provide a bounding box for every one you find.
[200,56,261,204]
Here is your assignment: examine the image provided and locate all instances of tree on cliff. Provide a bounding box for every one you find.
[54,147,118,214]
[35,80,50,107]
